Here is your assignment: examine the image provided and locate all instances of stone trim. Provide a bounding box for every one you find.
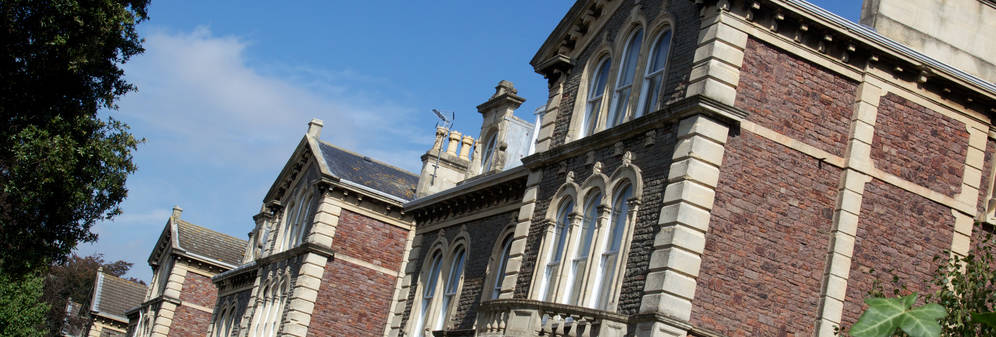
[183,301,215,314]
[500,170,543,301]
[334,252,400,276]
[281,252,328,337]
[813,80,880,337]
[637,115,730,337]
[685,8,748,106]
[384,228,418,337]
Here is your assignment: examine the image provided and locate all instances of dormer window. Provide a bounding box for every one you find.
[607,29,644,128]
[582,58,612,137]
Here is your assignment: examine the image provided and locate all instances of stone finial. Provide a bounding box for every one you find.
[566,171,575,184]
[431,126,448,152]
[622,151,634,167]
[459,135,474,160]
[492,80,518,99]
[592,162,603,175]
[172,205,183,219]
[446,131,462,156]
[307,118,324,138]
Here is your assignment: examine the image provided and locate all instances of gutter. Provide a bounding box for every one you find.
[782,0,996,96]
[405,165,528,210]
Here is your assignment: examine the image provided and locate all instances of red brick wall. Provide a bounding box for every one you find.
[735,38,858,157]
[306,208,408,337]
[841,179,954,326]
[179,272,217,308]
[872,93,969,197]
[306,259,397,337]
[693,131,840,336]
[168,306,211,337]
[332,209,408,270]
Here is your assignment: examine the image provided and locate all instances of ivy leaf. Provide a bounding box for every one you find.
[899,303,945,337]
[972,312,996,329]
[850,297,908,337]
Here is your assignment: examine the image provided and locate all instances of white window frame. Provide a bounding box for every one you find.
[484,231,515,300]
[536,197,576,302]
[635,28,673,118]
[531,158,643,311]
[581,57,613,138]
[606,28,644,128]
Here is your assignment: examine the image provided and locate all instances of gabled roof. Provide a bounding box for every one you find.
[174,219,247,267]
[317,141,418,201]
[90,272,147,323]
[147,211,247,269]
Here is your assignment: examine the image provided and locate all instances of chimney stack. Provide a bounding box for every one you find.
[172,205,183,219]
[307,119,324,138]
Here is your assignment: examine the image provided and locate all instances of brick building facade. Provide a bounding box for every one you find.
[127,208,246,337]
[142,0,996,337]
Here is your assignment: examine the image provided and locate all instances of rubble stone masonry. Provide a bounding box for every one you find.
[693,131,840,336]
[307,209,407,337]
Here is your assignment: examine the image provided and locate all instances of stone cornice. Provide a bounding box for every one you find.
[522,95,747,170]
[714,0,996,115]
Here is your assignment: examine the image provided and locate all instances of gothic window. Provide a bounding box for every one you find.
[435,246,466,330]
[533,159,642,310]
[637,29,672,117]
[582,58,612,137]
[480,133,498,172]
[538,198,574,302]
[488,233,514,300]
[565,191,602,305]
[413,251,443,336]
[213,306,228,337]
[607,29,644,128]
[593,182,633,309]
[153,256,173,297]
[250,277,287,337]
[279,188,312,252]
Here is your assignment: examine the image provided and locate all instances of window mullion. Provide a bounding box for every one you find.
[553,212,583,303]
[579,205,612,307]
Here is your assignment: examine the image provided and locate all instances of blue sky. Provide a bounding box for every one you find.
[78,1,863,282]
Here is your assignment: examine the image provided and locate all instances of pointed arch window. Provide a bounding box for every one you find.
[489,234,514,300]
[594,183,633,309]
[583,58,612,137]
[607,29,644,127]
[637,29,673,117]
[435,247,466,330]
[539,199,573,302]
[566,191,601,305]
[480,133,498,173]
[414,251,443,336]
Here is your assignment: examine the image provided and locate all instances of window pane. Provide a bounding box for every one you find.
[583,59,612,136]
[650,30,672,73]
[617,30,643,87]
[590,59,611,98]
[641,74,662,116]
[481,134,497,172]
[491,236,514,299]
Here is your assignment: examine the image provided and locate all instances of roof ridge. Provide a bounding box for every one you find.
[176,219,248,244]
[99,271,148,290]
[317,140,418,177]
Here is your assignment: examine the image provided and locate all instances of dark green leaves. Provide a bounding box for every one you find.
[850,294,945,337]
[973,312,996,329]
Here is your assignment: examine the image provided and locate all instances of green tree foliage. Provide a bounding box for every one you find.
[0,0,150,276]
[41,253,141,336]
[0,273,49,337]
[850,294,946,337]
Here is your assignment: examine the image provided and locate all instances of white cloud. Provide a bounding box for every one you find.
[115,26,427,172]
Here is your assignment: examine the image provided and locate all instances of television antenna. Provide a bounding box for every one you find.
[430,109,455,185]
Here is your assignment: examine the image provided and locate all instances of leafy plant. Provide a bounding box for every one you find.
[850,294,945,337]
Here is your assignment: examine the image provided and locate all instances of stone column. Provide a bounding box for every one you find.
[636,115,729,337]
[685,5,748,106]
[498,170,543,300]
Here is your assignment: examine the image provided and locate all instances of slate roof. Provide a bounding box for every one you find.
[91,273,147,321]
[175,220,247,267]
[317,141,418,201]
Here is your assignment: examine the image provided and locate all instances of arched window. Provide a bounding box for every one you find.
[582,58,612,137]
[480,133,498,172]
[566,191,601,305]
[291,193,313,247]
[539,199,573,301]
[270,280,288,337]
[637,29,672,117]
[489,234,514,300]
[608,29,644,128]
[252,283,271,337]
[593,183,633,309]
[435,247,466,330]
[278,200,297,252]
[214,307,228,337]
[414,251,443,336]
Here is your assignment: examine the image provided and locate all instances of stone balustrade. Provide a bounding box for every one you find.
[475,299,628,337]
